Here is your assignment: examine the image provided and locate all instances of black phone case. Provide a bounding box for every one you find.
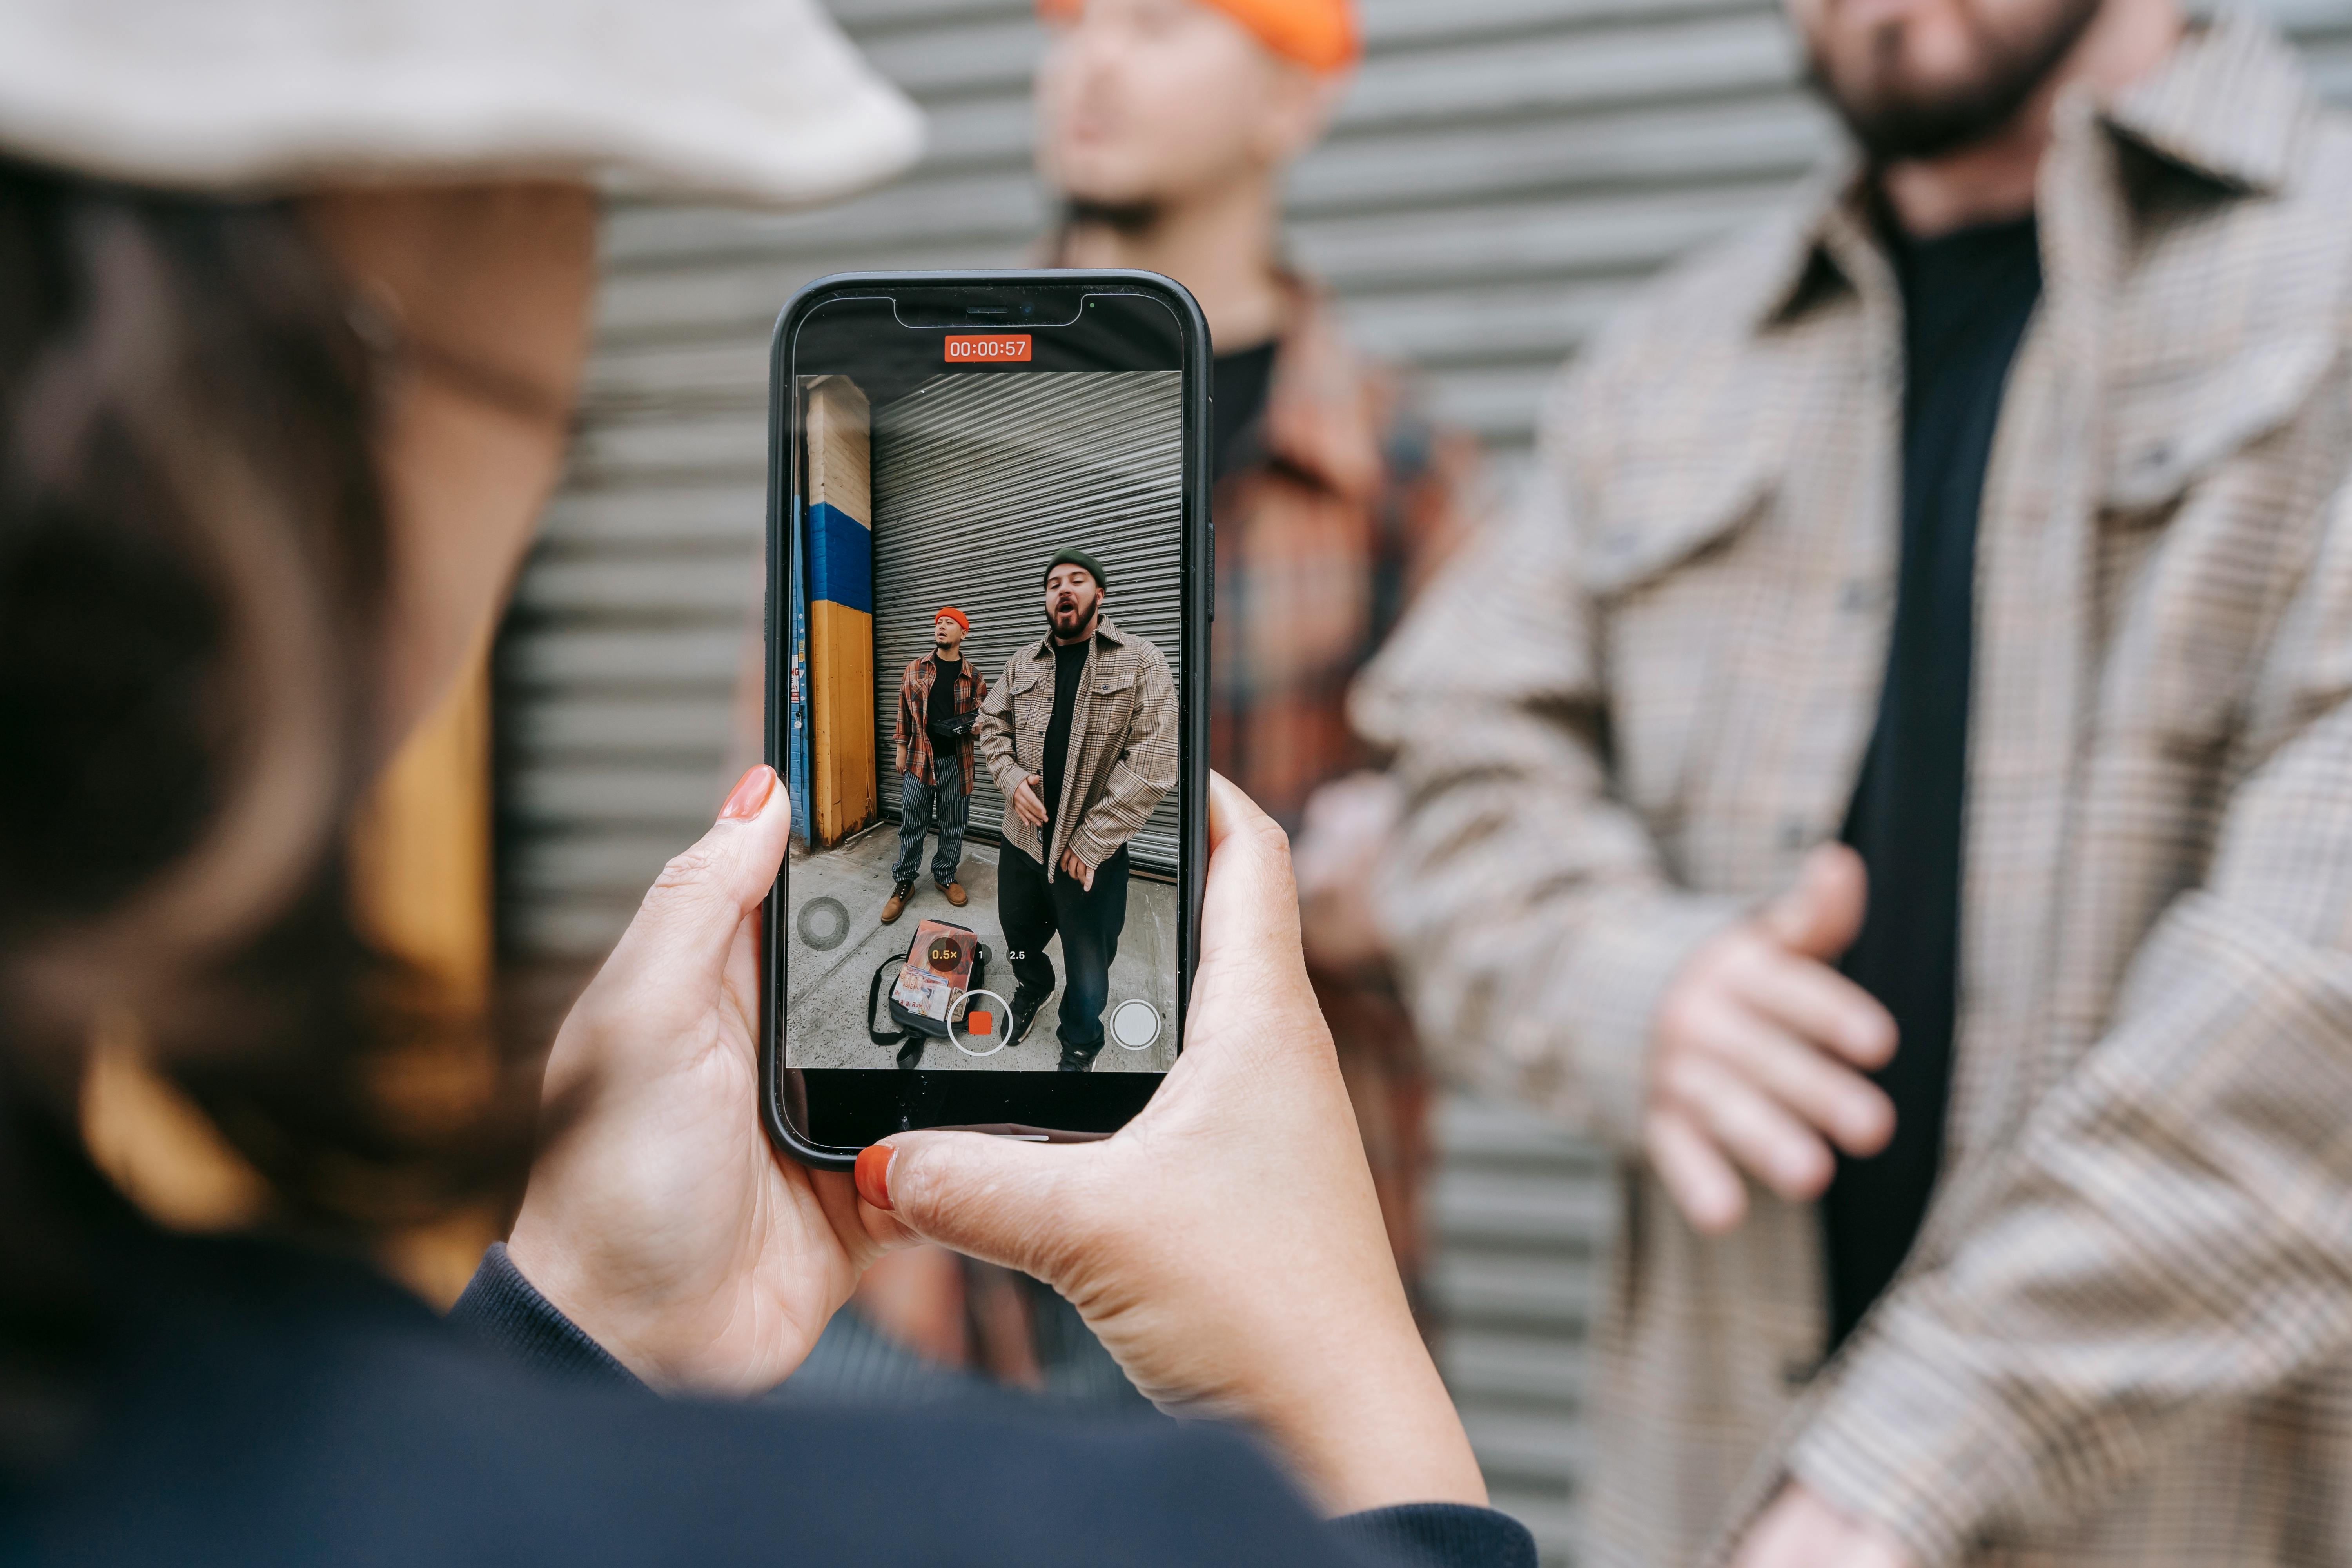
[758,269,1214,1170]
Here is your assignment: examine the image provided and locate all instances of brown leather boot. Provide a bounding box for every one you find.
[936,878,968,907]
[881,879,914,924]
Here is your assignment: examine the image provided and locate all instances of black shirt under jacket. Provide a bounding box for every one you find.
[1820,214,2043,1353]
[1037,634,1089,847]
[927,652,964,748]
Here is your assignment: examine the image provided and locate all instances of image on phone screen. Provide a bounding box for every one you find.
[777,288,1192,1087]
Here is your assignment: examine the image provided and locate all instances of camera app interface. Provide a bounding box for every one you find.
[783,294,1184,1075]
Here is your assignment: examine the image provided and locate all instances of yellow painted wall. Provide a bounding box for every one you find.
[808,598,877,844]
[805,376,878,847]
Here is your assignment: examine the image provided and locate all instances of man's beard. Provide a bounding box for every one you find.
[1046,591,1098,638]
[1061,195,1161,237]
[1808,0,2103,163]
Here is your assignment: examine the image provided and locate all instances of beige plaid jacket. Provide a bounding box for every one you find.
[1356,18,2352,1567]
[977,615,1177,874]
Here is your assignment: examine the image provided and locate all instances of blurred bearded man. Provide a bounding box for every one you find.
[1361,1,2352,1564]
[1035,0,1478,1320]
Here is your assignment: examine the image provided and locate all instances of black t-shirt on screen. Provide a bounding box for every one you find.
[1820,214,2042,1353]
[1038,635,1089,848]
[926,652,961,751]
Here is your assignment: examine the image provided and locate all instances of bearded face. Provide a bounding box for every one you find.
[1791,0,2104,162]
[1043,566,1102,639]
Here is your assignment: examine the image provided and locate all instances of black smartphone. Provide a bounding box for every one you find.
[760,270,1211,1168]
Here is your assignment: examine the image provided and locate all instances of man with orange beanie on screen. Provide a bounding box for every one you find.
[1033,0,1479,1324]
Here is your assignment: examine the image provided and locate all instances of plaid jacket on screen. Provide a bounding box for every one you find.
[976,615,1176,875]
[893,653,989,793]
[1356,18,2352,1566]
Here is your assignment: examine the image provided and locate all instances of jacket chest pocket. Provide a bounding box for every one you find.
[1087,667,1137,741]
[2097,334,2334,753]
[1009,671,1049,771]
[1575,395,1788,833]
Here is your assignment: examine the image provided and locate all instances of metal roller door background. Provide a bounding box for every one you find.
[498,4,2352,1559]
[868,369,1184,874]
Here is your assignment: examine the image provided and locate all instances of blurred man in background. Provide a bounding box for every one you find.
[1361,0,2352,1563]
[1039,0,1478,1314]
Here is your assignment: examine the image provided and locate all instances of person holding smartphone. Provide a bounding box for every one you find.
[0,6,1528,1564]
[884,606,987,924]
[976,549,1178,1069]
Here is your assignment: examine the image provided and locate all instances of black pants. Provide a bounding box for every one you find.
[998,842,1129,1053]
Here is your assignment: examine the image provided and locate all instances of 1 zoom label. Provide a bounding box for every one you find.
[944,333,1032,363]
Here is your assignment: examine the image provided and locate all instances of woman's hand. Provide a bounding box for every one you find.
[1731,1484,1916,1568]
[855,774,1487,1515]
[506,765,891,1392]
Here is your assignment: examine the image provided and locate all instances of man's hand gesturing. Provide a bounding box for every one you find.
[1011,773,1049,827]
[1645,844,1897,1233]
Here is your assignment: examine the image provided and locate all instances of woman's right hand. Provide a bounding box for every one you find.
[855,774,1486,1516]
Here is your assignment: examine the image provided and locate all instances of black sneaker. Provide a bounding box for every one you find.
[1056,1036,1104,1074]
[1007,989,1048,1048]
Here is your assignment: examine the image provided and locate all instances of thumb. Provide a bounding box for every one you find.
[855,1131,1095,1284]
[618,764,791,969]
[1759,842,1867,961]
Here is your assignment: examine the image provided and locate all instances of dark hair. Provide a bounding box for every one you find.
[0,160,533,1458]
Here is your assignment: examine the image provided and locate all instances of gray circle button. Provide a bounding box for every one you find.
[796,896,850,951]
[1110,999,1160,1051]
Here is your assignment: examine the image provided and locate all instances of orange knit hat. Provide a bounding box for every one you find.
[1037,0,1358,73]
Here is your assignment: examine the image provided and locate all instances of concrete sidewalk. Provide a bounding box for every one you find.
[782,820,1179,1073]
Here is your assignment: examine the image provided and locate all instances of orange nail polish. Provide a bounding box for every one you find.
[720,765,775,820]
[853,1143,895,1210]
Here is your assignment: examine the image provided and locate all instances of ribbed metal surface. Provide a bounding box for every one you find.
[498,3,2352,1560]
[866,369,1184,873]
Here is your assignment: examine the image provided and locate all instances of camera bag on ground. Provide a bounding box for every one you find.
[867,917,992,1067]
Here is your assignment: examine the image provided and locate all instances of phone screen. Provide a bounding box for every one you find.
[766,279,1204,1158]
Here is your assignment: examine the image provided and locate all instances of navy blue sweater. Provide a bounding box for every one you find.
[1,1227,1533,1568]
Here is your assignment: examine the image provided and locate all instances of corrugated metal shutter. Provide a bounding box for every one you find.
[866,369,1184,873]
[501,4,2352,1561]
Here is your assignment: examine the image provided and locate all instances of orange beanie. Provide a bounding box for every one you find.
[1037,0,1358,72]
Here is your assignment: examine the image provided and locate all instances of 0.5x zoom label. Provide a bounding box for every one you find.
[944,333,1032,363]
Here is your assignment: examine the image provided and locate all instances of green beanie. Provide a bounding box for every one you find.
[1043,546,1108,593]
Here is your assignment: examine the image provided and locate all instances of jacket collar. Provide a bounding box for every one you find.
[1748,12,2314,330]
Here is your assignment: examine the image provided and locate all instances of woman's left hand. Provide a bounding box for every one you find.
[506,765,890,1392]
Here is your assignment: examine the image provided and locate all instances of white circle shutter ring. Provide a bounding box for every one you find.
[1110,999,1160,1051]
[950,988,1014,1058]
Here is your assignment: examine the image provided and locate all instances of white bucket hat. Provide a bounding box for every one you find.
[0,0,924,206]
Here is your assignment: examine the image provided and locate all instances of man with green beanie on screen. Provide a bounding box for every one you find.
[976,548,1176,1070]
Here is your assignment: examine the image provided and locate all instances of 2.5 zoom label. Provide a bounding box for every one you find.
[944,333,1032,363]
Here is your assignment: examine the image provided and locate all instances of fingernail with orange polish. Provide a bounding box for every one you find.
[720,765,775,820]
[854,1142,895,1211]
